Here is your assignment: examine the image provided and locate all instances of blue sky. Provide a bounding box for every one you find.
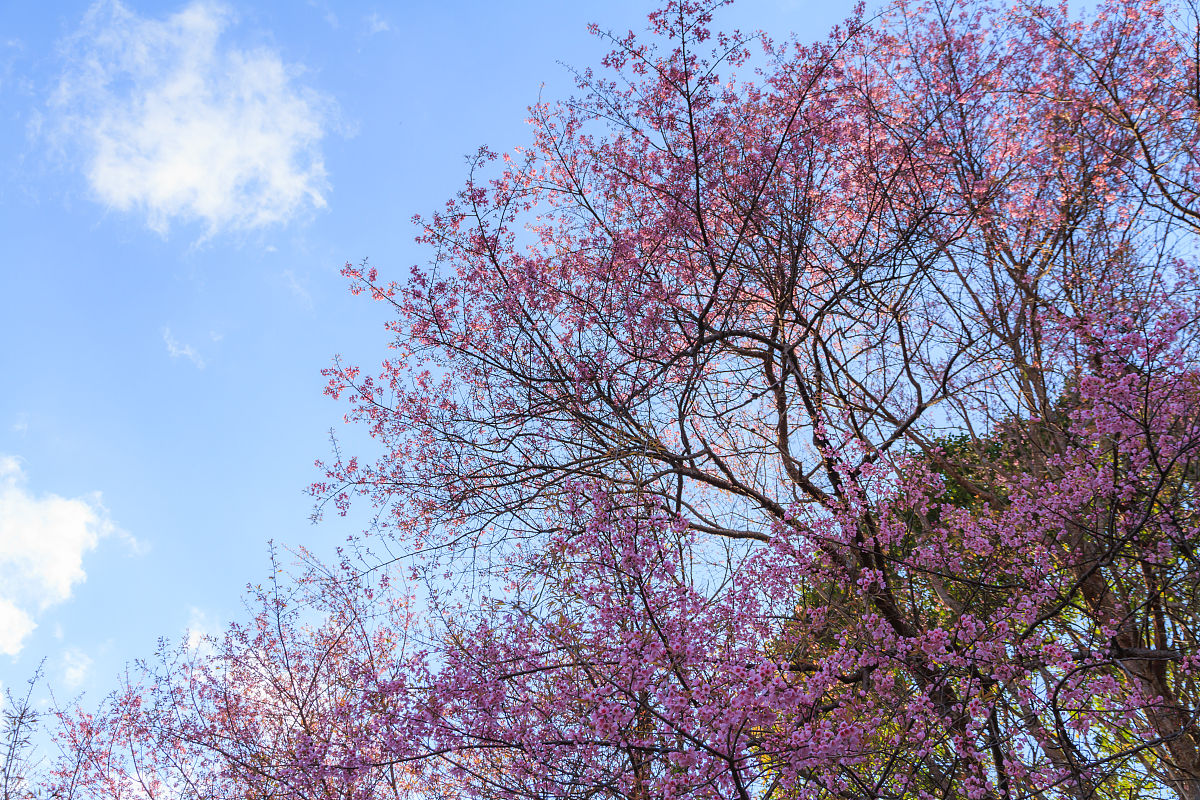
[0,0,850,702]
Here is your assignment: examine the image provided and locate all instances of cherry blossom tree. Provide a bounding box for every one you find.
[49,551,432,800]
[57,1,1200,799]
[310,0,1200,795]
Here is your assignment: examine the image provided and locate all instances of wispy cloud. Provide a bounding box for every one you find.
[51,1,335,238]
[307,0,338,30]
[0,38,26,95]
[163,327,205,368]
[0,456,125,657]
[280,268,313,309]
[365,13,390,34]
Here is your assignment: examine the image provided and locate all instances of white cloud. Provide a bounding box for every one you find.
[0,600,35,659]
[185,606,219,655]
[51,1,334,237]
[162,327,205,368]
[61,648,93,689]
[0,456,118,657]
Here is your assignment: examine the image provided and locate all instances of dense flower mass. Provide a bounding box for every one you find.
[51,1,1200,799]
